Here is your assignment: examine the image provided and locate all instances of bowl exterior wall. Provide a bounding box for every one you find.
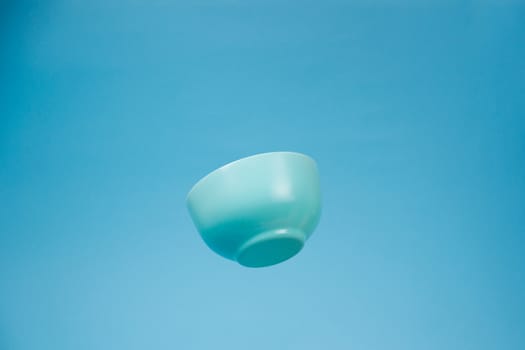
[187,152,321,260]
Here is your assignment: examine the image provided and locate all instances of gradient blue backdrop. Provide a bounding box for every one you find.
[1,1,524,349]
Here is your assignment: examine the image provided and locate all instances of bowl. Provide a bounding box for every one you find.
[186,151,321,267]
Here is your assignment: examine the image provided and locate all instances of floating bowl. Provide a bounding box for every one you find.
[186,152,321,267]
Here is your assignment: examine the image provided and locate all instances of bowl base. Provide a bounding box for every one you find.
[236,229,305,268]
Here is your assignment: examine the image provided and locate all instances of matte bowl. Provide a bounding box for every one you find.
[186,152,321,267]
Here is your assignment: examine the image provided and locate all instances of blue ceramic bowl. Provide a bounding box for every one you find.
[186,152,321,267]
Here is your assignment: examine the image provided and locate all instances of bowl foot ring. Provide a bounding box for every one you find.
[236,228,305,268]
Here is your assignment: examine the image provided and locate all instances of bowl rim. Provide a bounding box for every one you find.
[186,151,315,202]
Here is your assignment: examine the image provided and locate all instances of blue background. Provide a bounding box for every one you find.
[1,1,524,349]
